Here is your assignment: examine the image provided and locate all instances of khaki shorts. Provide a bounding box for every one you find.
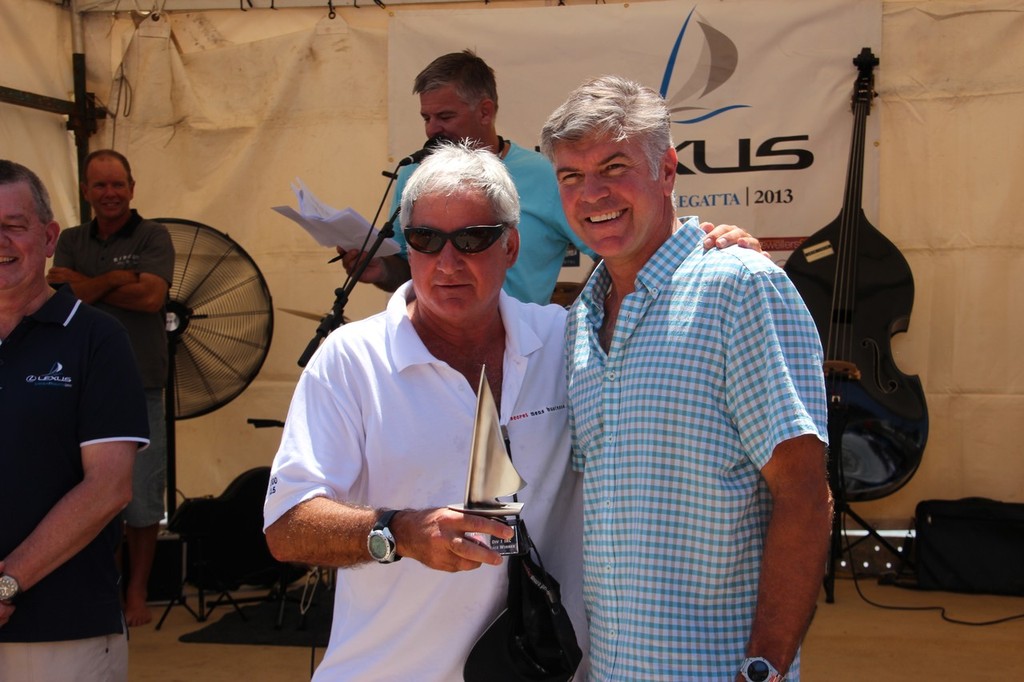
[0,630,128,682]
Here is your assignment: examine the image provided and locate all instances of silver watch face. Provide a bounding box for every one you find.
[368,530,392,561]
[741,657,779,682]
[0,575,19,601]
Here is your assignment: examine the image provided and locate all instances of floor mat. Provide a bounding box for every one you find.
[178,587,332,648]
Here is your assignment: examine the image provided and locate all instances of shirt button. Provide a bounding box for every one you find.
[606,370,616,380]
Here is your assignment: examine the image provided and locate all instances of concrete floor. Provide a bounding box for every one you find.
[128,576,1024,681]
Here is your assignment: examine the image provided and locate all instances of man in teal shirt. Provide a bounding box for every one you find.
[336,49,593,305]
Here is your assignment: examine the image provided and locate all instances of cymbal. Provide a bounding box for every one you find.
[278,307,324,322]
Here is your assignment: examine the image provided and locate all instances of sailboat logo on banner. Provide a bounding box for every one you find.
[661,6,749,125]
[449,366,525,518]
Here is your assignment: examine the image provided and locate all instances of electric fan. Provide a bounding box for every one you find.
[156,218,274,514]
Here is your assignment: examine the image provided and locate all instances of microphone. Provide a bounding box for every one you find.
[398,135,444,167]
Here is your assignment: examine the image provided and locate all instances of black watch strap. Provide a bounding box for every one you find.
[376,509,399,533]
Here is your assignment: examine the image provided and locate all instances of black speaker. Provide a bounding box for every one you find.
[915,497,1024,596]
[147,532,184,602]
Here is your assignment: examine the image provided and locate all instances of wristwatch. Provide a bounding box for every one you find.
[367,509,402,564]
[740,656,783,682]
[0,574,21,602]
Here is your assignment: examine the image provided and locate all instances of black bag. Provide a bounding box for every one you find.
[915,497,1024,596]
[464,524,582,682]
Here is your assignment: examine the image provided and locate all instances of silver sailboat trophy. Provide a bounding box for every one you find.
[449,366,525,523]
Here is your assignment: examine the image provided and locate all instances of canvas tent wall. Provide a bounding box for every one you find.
[3,0,1022,527]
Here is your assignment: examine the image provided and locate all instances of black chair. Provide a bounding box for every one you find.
[155,466,304,630]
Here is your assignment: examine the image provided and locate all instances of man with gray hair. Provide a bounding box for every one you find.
[540,76,832,681]
[0,160,148,681]
[264,142,587,680]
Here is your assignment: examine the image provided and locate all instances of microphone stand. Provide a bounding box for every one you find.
[296,163,404,367]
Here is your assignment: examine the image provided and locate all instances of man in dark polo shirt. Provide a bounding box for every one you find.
[46,149,174,627]
[0,159,148,680]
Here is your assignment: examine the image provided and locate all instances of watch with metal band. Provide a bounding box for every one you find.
[367,509,402,564]
[740,656,783,682]
[0,574,21,602]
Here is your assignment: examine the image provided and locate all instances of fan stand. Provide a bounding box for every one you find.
[163,299,191,516]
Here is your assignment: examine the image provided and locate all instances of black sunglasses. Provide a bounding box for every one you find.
[404,224,507,255]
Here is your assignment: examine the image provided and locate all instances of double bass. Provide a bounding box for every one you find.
[785,48,928,504]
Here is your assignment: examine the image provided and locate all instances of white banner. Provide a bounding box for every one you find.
[388,0,881,260]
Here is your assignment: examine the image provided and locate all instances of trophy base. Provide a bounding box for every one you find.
[448,502,524,518]
[449,504,526,556]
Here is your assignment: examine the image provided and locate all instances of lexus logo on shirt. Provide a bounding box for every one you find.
[25,361,73,387]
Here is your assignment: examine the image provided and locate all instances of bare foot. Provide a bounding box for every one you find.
[124,595,153,627]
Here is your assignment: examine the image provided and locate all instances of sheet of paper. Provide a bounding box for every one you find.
[272,178,400,256]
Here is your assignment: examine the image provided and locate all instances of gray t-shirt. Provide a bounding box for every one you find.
[54,210,174,388]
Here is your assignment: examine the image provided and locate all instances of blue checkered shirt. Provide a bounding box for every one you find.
[566,217,828,680]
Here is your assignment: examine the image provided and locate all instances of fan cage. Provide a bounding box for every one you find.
[157,218,273,420]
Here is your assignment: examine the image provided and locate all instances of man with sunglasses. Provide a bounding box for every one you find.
[265,142,587,680]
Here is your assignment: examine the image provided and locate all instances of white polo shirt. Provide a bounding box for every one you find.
[265,283,585,682]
